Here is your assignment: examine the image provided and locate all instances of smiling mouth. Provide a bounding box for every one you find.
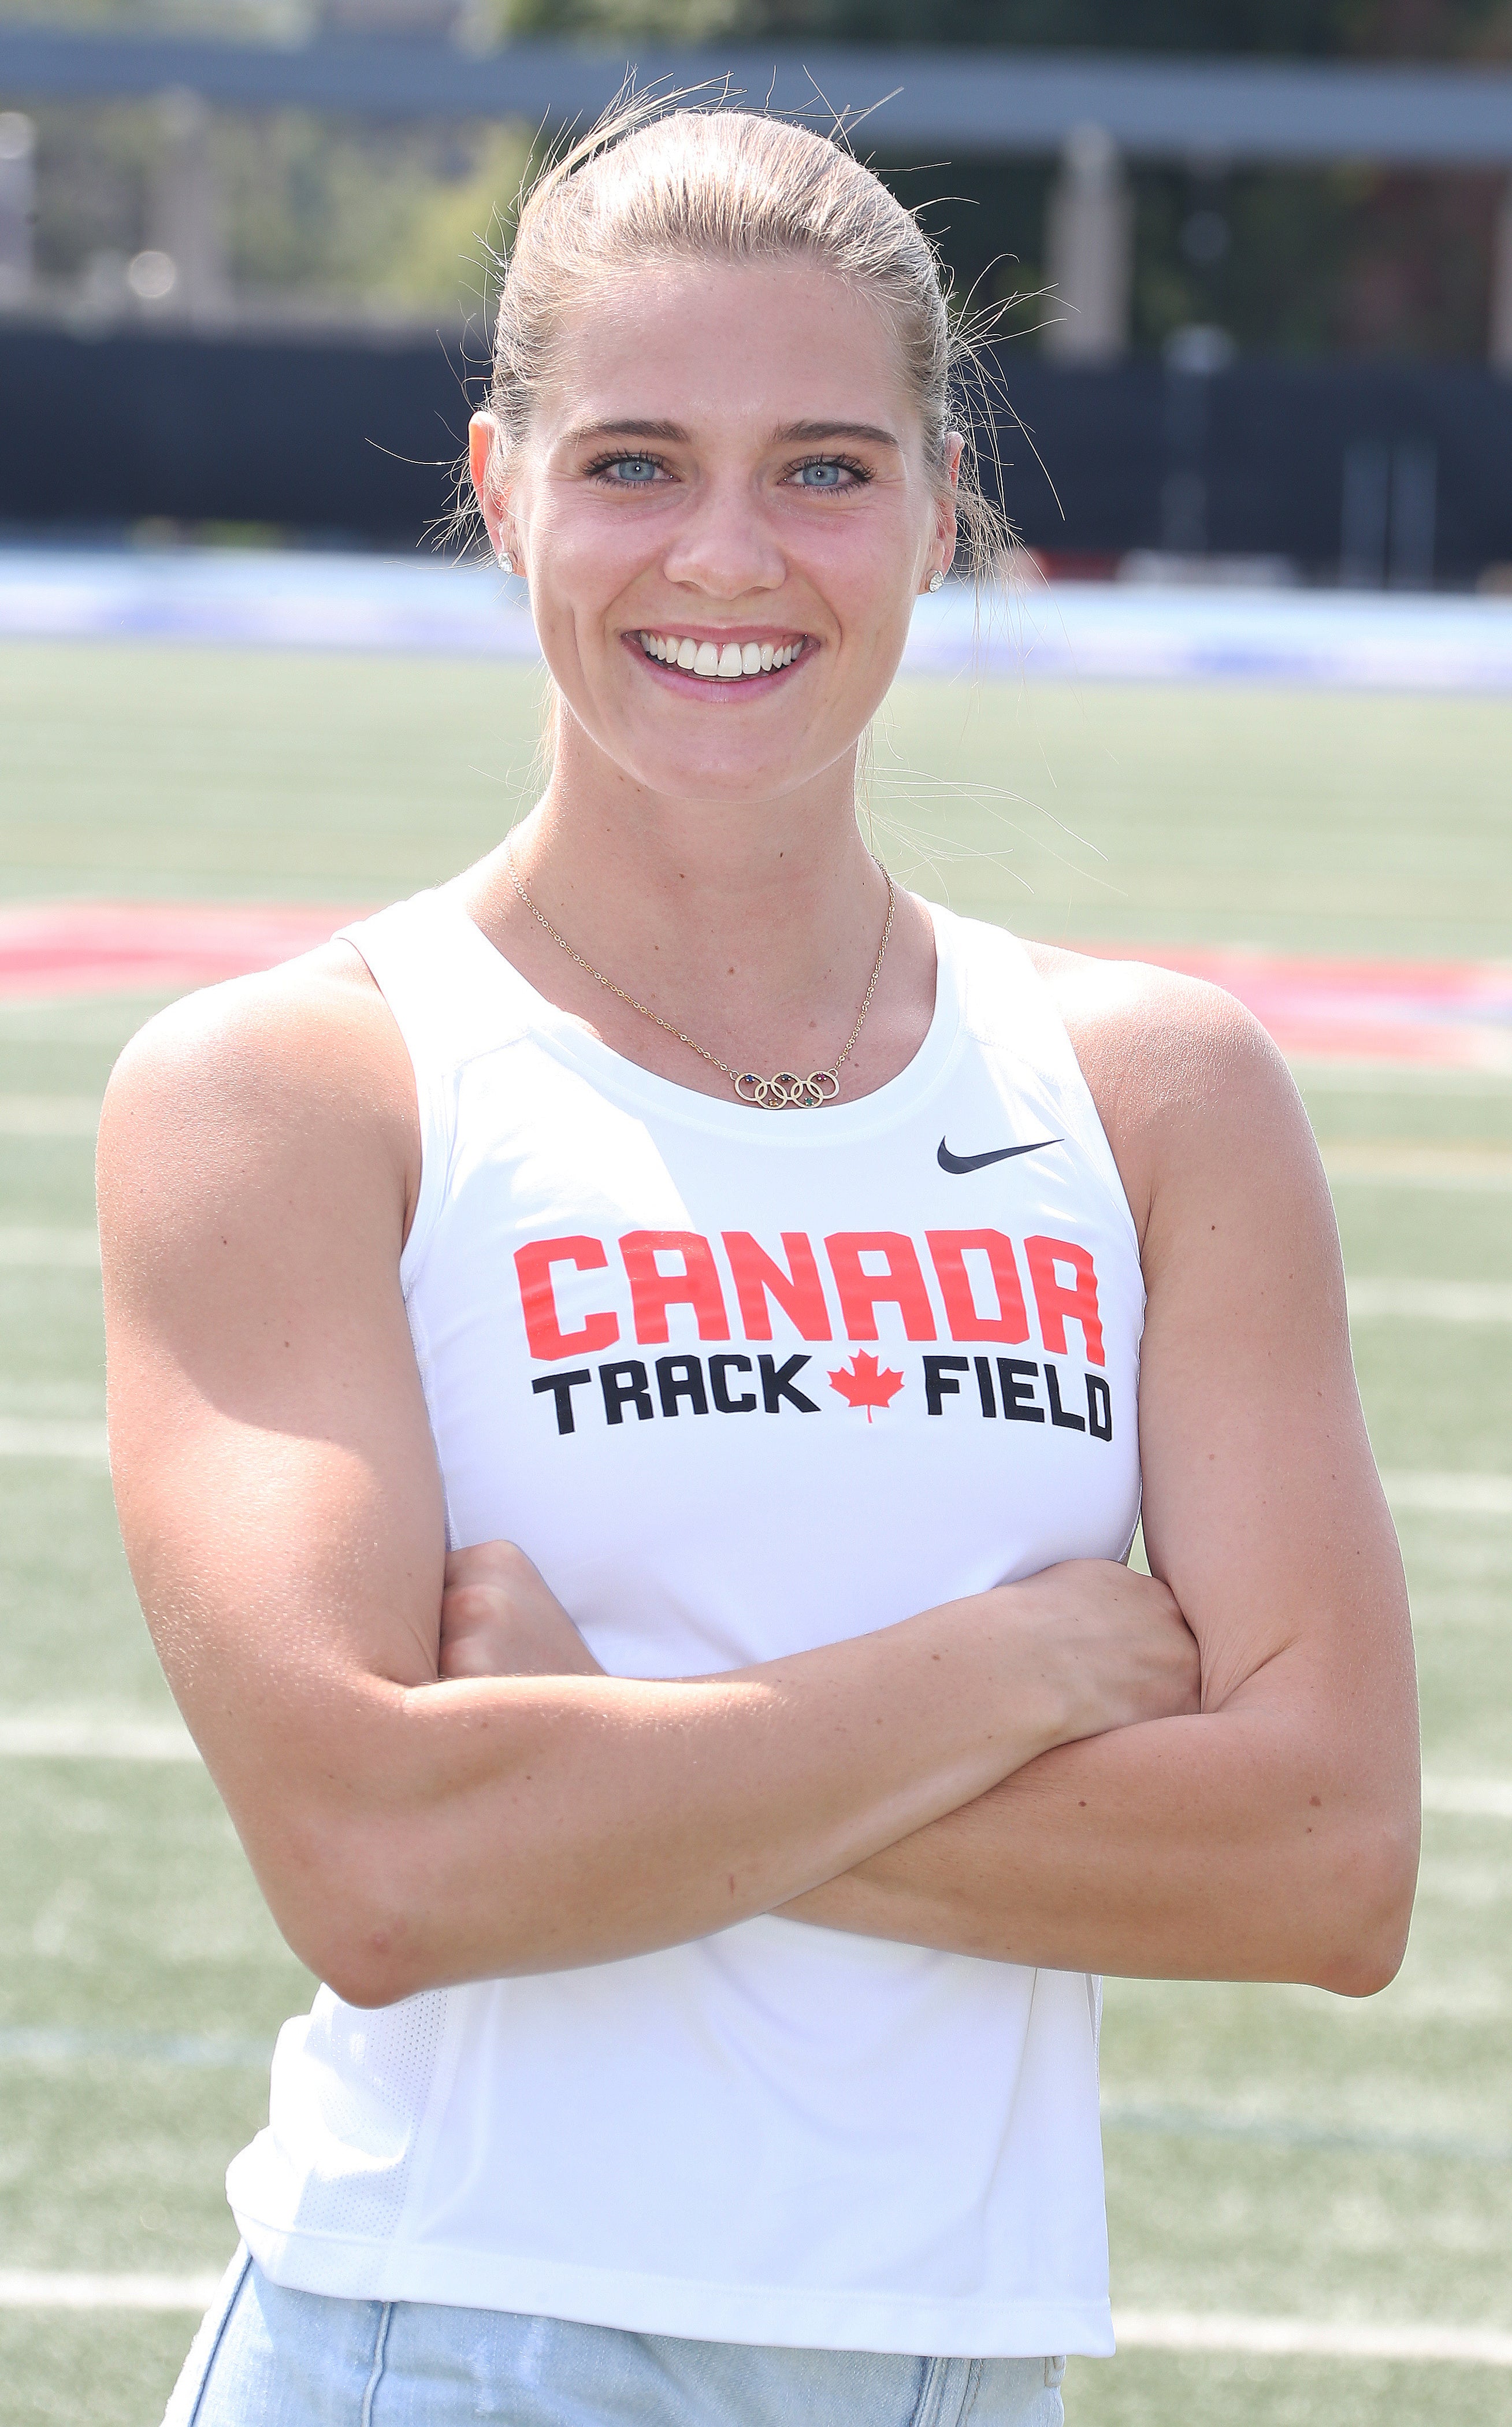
[636,631,806,681]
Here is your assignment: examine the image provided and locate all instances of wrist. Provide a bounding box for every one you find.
[917,1586,1077,1786]
[977,1577,1085,1757]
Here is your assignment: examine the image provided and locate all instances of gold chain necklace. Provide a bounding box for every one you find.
[504,844,896,1109]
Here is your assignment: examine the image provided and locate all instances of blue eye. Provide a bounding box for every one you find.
[796,462,844,488]
[608,457,658,484]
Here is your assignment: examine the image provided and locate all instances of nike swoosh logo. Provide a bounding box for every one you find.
[937,1136,1063,1175]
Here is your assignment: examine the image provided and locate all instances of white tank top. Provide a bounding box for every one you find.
[227,881,1144,2359]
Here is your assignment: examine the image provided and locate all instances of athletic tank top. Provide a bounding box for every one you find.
[226,881,1145,2359]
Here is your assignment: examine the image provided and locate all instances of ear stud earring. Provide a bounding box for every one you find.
[927,570,944,592]
[500,551,515,574]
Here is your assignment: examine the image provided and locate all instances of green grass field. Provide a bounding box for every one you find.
[1,637,1509,2426]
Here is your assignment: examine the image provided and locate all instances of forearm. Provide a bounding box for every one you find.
[778,1691,1419,1996]
[248,1593,1078,2005]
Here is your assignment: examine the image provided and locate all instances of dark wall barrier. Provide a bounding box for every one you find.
[2,321,1510,578]
[1,322,472,541]
[989,359,1512,580]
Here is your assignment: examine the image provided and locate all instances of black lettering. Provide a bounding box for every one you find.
[997,1357,1045,1423]
[924,1355,969,1415]
[532,1369,593,1437]
[600,1360,654,1424]
[709,1353,757,1414]
[1087,1374,1113,1441]
[1045,1362,1086,1431]
[760,1353,819,1414]
[655,1356,709,1417]
[974,1355,997,1417]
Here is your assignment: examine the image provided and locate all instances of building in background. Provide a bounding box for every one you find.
[2,1,1511,578]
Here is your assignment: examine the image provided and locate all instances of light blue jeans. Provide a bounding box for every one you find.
[165,2250,1069,2427]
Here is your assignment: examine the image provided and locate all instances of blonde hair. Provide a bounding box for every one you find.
[467,95,1015,584]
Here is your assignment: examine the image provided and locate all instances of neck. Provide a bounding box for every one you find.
[496,723,884,1004]
[465,704,934,1100]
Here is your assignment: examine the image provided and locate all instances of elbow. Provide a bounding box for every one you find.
[324,1960,422,2013]
[1306,1806,1420,1999]
[269,1827,450,2012]
[283,1904,432,2012]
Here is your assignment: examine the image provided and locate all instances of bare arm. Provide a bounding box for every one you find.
[778,967,1419,1996]
[99,952,1198,2010]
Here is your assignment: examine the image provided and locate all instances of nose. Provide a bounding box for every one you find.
[659,474,786,601]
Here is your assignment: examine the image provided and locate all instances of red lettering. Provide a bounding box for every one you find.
[621,1231,730,1345]
[1024,1235,1105,1367]
[722,1232,832,1341]
[515,1235,619,1363]
[826,1233,937,1342]
[926,1230,1030,1344]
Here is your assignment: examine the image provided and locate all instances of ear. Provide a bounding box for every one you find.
[469,414,515,564]
[935,431,964,577]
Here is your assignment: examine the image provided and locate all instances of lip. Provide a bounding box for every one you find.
[620,626,815,694]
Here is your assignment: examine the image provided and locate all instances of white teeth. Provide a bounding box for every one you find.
[638,632,804,677]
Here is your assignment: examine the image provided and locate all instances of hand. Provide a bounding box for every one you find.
[996,1558,1201,1746]
[439,1541,605,1681]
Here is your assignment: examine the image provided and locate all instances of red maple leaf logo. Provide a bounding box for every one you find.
[827,1350,905,1421]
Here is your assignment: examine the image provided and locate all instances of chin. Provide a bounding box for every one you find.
[625,735,820,806]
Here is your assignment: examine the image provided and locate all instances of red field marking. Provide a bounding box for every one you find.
[0,902,371,1001]
[1,904,1508,1070]
[1071,942,1512,1071]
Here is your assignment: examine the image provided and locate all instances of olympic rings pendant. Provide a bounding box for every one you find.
[733,1068,842,1109]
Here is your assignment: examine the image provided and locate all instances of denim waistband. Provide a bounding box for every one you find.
[165,2250,1071,2427]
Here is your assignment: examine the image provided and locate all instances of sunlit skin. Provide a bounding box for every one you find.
[96,244,1418,2018]
[475,261,955,801]
[463,259,959,1097]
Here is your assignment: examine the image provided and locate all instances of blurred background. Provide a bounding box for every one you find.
[1,9,1510,2427]
[1,0,1511,574]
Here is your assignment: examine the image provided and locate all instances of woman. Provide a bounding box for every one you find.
[101,105,1418,2427]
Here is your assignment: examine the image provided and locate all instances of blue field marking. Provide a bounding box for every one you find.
[0,2025,271,2068]
[4,545,1512,692]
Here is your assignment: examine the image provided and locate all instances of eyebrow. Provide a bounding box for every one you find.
[773,421,901,450]
[565,420,689,447]
[563,418,902,451]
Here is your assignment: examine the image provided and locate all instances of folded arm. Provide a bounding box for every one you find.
[98,949,1198,2009]
[780,963,1420,1995]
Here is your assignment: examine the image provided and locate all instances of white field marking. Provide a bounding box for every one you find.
[2,1405,1510,1530]
[1112,2311,1512,2367]
[1382,1471,1512,1516]
[0,1096,101,1137]
[0,1226,99,1266]
[1295,1063,1512,1094]
[0,2272,1506,2357]
[9,1706,1507,1824]
[1348,1279,1512,1323]
[0,1711,198,1760]
[0,1417,108,1462]
[1421,1776,1512,1819]
[0,2270,222,2312]
[1324,1146,1512,1191]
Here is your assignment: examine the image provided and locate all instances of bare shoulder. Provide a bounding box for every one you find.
[99,941,419,1257]
[1021,940,1325,1254]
